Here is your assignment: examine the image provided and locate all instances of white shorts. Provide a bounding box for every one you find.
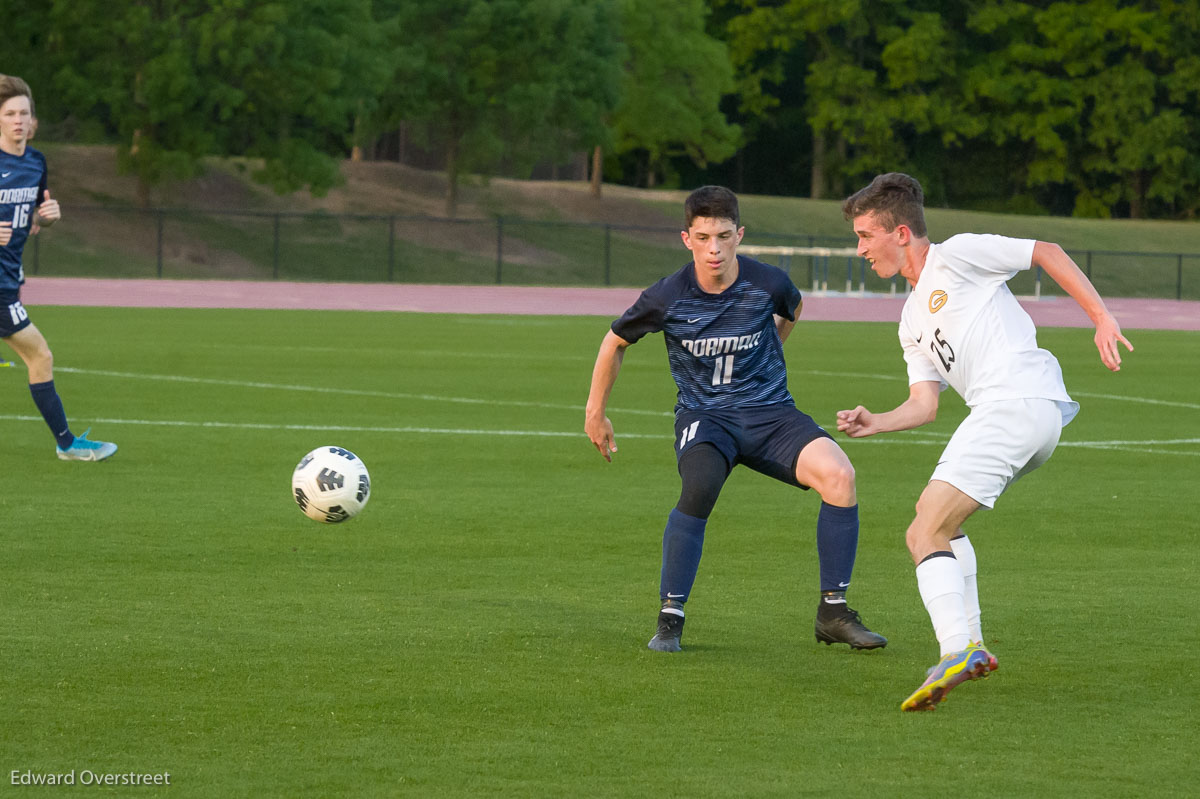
[931,398,1071,509]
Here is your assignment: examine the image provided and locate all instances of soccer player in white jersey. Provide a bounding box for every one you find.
[837,172,1132,711]
[586,185,886,654]
[0,75,117,460]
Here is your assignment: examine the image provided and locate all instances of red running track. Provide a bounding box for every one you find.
[20,276,1200,330]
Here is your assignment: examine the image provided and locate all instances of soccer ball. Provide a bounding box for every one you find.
[292,446,371,523]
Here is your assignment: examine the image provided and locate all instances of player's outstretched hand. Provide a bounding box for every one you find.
[36,190,61,225]
[836,406,877,438]
[1095,314,1133,372]
[0,221,11,247]
[585,415,618,462]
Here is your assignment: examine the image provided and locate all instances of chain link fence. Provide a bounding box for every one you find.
[23,207,1200,299]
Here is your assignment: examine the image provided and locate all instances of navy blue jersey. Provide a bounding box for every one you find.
[613,256,802,412]
[0,146,49,290]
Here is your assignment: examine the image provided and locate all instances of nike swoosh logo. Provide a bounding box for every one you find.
[915,332,923,343]
[1,172,10,178]
[838,581,850,588]
[687,318,703,324]
[666,593,686,599]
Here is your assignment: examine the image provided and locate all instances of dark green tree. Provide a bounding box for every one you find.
[40,0,385,205]
[720,0,982,202]
[377,0,622,216]
[966,0,1200,217]
[605,0,740,189]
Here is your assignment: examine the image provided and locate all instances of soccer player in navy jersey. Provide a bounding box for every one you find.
[585,185,885,652]
[0,75,116,460]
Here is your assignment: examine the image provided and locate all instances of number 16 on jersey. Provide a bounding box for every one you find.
[12,204,30,229]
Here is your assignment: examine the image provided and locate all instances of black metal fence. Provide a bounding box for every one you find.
[745,245,1200,301]
[24,206,1200,300]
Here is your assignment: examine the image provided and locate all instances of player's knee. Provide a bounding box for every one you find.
[676,444,729,519]
[832,460,856,496]
[904,523,931,558]
[31,345,53,373]
[815,461,856,505]
[904,523,920,552]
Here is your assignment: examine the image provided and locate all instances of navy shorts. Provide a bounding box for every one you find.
[0,289,32,337]
[673,405,833,489]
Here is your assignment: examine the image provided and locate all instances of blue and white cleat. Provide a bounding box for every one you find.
[901,643,998,711]
[56,428,118,462]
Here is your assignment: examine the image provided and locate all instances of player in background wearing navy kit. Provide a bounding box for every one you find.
[838,173,1131,710]
[585,185,886,653]
[2,98,40,369]
[0,75,117,460]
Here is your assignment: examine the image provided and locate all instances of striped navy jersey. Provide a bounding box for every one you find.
[0,146,48,290]
[613,256,802,412]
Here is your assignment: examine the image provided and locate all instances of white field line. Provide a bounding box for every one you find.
[0,414,666,439]
[1072,392,1200,410]
[53,365,896,418]
[38,367,1200,455]
[803,369,904,382]
[2,414,1197,456]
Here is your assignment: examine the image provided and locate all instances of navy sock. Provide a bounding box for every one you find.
[817,502,859,593]
[659,508,707,603]
[29,380,74,448]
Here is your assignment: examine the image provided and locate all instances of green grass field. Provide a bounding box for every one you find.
[1,307,1196,797]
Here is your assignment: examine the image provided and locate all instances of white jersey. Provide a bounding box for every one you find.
[900,233,1077,424]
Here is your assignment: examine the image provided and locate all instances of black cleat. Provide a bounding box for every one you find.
[648,610,685,652]
[815,603,887,650]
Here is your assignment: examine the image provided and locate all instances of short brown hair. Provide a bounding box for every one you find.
[685,185,740,229]
[842,173,927,237]
[0,74,33,113]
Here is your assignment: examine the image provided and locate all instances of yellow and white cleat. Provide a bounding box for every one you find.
[901,643,998,712]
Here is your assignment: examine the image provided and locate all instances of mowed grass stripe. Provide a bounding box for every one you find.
[55,366,673,418]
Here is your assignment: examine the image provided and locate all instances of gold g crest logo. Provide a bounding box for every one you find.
[929,290,948,313]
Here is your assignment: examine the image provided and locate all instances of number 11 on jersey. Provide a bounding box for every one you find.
[712,355,734,386]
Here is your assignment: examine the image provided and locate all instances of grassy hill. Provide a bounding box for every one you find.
[28,143,1200,298]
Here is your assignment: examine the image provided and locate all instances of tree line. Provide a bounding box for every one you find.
[8,0,1200,219]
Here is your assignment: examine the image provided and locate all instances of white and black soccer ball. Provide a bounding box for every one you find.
[292,446,371,523]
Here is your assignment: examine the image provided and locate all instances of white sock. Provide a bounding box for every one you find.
[950,535,982,644]
[916,555,971,656]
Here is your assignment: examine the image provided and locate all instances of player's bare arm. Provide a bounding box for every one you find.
[775,313,796,343]
[585,330,631,461]
[0,221,11,246]
[836,380,940,438]
[34,189,59,226]
[1032,241,1133,371]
